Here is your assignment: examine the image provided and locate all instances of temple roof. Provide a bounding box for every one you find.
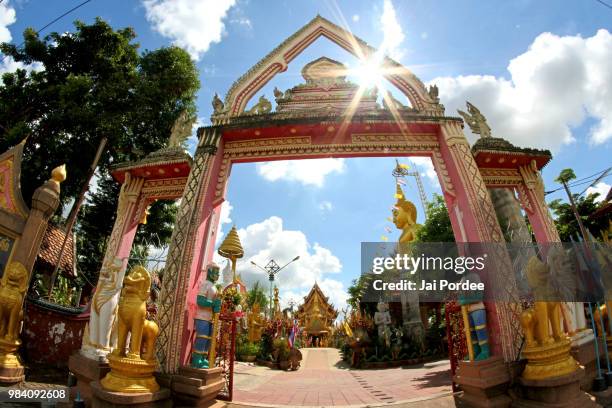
[37,225,76,278]
[471,137,552,170]
[297,282,338,318]
[110,146,192,183]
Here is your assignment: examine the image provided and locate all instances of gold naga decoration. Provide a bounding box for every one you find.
[457,101,492,139]
[519,256,578,380]
[0,262,28,374]
[100,265,160,393]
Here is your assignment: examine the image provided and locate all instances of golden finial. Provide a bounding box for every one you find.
[218,226,244,260]
[51,164,67,184]
[218,225,244,283]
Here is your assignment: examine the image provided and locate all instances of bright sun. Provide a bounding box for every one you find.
[352,58,385,90]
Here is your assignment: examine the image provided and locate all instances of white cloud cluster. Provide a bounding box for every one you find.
[256,158,345,187]
[379,0,405,60]
[586,182,611,202]
[213,216,347,311]
[431,29,612,150]
[0,1,16,43]
[142,0,236,60]
[0,2,43,76]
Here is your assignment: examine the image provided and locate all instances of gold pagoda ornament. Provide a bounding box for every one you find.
[218,225,244,282]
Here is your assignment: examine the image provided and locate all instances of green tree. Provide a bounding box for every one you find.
[549,193,609,242]
[0,19,200,284]
[246,281,269,311]
[416,194,455,242]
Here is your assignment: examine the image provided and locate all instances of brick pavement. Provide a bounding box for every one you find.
[233,348,453,407]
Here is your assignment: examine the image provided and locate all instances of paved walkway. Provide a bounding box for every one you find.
[233,348,453,407]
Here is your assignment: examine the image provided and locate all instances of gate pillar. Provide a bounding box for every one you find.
[156,129,225,373]
[438,120,522,362]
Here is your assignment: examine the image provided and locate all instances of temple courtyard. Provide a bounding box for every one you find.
[231,348,454,407]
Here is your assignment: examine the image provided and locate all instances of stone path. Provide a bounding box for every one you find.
[232,348,454,407]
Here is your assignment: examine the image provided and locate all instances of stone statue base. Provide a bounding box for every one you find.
[454,356,512,408]
[570,335,597,391]
[91,381,171,408]
[69,352,112,407]
[171,366,224,407]
[0,338,24,385]
[521,338,579,381]
[100,353,159,394]
[512,370,598,407]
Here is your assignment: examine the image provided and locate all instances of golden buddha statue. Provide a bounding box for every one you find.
[248,303,264,343]
[101,265,160,393]
[393,183,420,244]
[519,256,578,380]
[0,262,28,376]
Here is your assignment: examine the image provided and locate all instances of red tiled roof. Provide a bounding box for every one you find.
[37,225,76,277]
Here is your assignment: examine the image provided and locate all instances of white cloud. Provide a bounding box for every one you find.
[0,1,43,75]
[586,182,610,202]
[0,1,16,43]
[213,216,345,312]
[230,17,252,29]
[352,14,360,23]
[380,0,405,60]
[142,0,236,60]
[408,157,439,187]
[256,158,345,187]
[215,200,234,245]
[430,29,612,150]
[318,200,333,212]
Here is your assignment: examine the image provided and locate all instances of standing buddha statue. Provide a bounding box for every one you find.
[392,182,423,342]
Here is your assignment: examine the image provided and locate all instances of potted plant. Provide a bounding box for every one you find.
[244,342,260,362]
[273,338,291,370]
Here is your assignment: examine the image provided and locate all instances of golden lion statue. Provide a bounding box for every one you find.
[520,256,564,347]
[0,262,28,343]
[113,265,159,361]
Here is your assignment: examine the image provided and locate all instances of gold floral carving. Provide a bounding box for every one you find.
[132,178,188,224]
[479,168,522,187]
[216,134,444,200]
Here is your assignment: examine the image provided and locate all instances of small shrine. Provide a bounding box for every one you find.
[296,283,337,347]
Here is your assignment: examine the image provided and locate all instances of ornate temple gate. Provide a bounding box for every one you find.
[155,16,559,377]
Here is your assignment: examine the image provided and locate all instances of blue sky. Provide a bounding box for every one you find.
[2,0,611,310]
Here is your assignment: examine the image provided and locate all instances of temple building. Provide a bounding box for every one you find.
[296,283,338,347]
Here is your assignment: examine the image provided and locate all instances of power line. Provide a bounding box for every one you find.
[2,0,94,63]
[544,167,611,195]
[595,0,612,10]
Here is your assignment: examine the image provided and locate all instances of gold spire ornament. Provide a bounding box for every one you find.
[51,164,67,184]
[218,225,244,282]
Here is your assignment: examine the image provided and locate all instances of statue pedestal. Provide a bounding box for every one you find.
[570,334,597,391]
[513,370,597,407]
[521,339,578,380]
[100,353,159,393]
[171,366,224,407]
[69,352,112,407]
[0,338,24,385]
[454,356,512,408]
[90,381,171,408]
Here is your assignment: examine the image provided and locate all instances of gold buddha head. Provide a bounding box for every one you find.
[252,303,260,314]
[392,183,417,229]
